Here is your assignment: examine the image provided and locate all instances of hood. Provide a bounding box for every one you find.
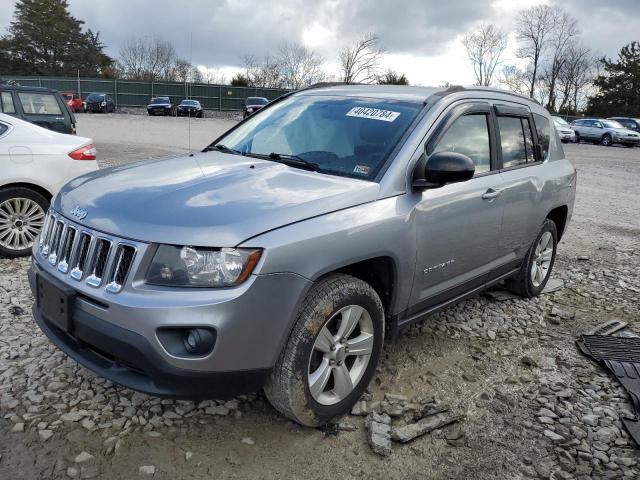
[54,151,379,246]
[611,127,639,135]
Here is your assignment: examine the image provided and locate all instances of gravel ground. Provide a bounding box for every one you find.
[0,115,639,479]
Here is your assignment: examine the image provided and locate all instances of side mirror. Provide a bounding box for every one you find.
[413,151,475,189]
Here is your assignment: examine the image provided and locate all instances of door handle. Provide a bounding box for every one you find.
[481,188,502,200]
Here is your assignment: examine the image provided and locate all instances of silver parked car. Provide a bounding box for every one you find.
[571,118,640,147]
[29,85,576,426]
[552,116,576,143]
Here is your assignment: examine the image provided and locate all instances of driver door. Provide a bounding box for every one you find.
[407,103,505,315]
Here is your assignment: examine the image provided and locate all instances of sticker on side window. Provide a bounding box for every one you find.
[353,165,370,175]
[346,107,400,122]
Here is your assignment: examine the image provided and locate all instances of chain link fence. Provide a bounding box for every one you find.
[0,75,291,111]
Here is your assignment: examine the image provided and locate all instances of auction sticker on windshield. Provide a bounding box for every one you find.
[346,107,400,122]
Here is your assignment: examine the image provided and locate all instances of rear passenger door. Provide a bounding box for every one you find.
[494,105,547,271]
[15,91,70,133]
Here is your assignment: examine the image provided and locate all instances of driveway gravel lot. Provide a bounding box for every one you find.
[1,115,639,479]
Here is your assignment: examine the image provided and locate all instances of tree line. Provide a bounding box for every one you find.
[1,0,637,115]
[461,4,640,116]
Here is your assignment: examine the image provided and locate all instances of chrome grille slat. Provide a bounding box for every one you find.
[106,245,136,293]
[38,213,137,293]
[86,239,112,287]
[47,220,64,265]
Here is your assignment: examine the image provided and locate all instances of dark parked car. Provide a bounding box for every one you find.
[242,97,268,118]
[176,99,203,117]
[85,93,115,113]
[608,117,640,135]
[147,96,175,116]
[0,85,76,134]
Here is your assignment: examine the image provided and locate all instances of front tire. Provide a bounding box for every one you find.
[0,187,49,258]
[574,132,580,143]
[264,274,384,427]
[601,134,612,146]
[505,219,557,298]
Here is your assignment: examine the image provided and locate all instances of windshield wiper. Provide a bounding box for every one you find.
[265,152,320,171]
[204,143,244,155]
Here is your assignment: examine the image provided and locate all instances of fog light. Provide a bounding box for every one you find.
[157,327,216,358]
[182,328,215,356]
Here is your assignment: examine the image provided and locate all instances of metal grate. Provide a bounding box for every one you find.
[86,239,112,287]
[106,245,136,293]
[38,211,136,293]
[57,226,76,273]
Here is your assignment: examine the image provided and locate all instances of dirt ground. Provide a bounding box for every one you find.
[0,114,639,479]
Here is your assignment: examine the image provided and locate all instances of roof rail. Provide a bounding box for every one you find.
[436,85,541,105]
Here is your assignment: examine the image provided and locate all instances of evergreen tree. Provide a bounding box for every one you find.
[587,41,640,116]
[1,0,113,76]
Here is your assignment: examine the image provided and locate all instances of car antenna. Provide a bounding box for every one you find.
[187,31,193,153]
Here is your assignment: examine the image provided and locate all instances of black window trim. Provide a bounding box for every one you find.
[423,101,499,178]
[492,104,544,172]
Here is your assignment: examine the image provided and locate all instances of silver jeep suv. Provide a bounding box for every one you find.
[29,85,576,426]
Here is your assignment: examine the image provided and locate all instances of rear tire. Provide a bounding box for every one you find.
[0,187,49,258]
[264,274,384,427]
[505,219,557,298]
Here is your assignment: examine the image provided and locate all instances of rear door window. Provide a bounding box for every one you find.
[17,92,63,115]
[533,114,550,160]
[0,92,16,113]
[432,113,491,174]
[498,116,536,168]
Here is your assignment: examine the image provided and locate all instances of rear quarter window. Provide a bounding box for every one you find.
[17,92,63,115]
[0,122,8,136]
[533,114,550,160]
[1,92,16,113]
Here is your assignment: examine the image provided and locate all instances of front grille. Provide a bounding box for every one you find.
[38,211,137,293]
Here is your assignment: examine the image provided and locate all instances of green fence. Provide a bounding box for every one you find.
[0,75,291,111]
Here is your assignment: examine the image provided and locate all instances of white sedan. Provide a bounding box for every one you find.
[0,113,98,257]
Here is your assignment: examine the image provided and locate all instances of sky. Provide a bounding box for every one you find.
[1,0,639,85]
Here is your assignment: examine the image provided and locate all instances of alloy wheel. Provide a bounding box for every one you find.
[0,197,46,251]
[531,231,554,288]
[307,305,374,405]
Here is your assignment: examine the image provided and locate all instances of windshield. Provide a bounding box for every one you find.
[602,120,624,129]
[86,94,104,102]
[246,97,268,105]
[215,94,423,180]
[553,117,569,127]
[62,94,73,101]
[181,100,198,106]
[151,97,170,103]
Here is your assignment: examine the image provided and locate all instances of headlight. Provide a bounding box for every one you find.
[246,107,254,113]
[146,245,262,287]
[101,101,106,106]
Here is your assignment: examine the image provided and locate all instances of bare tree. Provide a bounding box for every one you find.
[516,5,556,97]
[500,64,530,95]
[199,67,227,85]
[118,37,147,80]
[462,24,508,86]
[276,42,325,89]
[541,10,579,111]
[557,44,596,113]
[339,33,384,84]
[118,37,200,82]
[242,54,285,88]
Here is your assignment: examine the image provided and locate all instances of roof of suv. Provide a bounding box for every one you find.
[0,84,57,92]
[294,83,539,106]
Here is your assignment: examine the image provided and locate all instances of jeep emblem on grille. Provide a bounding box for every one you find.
[70,205,87,220]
